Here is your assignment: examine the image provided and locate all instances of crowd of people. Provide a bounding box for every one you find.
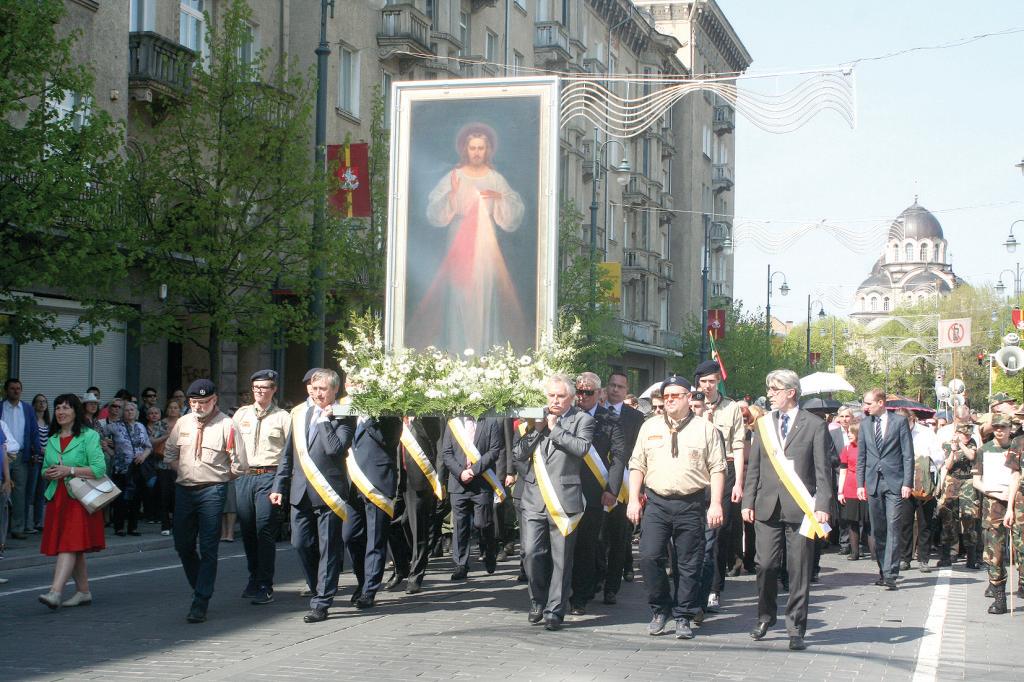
[3,366,1023,647]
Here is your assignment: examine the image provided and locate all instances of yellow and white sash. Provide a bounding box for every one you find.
[755,414,831,539]
[291,405,349,521]
[583,445,620,511]
[401,422,444,500]
[448,418,506,502]
[532,449,584,536]
[346,451,396,518]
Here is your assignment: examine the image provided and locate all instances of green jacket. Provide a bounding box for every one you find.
[42,428,107,501]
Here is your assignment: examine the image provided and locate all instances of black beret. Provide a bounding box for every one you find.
[302,368,321,384]
[187,378,217,398]
[661,374,692,393]
[693,360,722,381]
[250,369,278,383]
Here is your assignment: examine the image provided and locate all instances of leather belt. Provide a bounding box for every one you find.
[245,466,277,475]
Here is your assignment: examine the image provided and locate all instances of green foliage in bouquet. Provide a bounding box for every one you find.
[337,311,588,417]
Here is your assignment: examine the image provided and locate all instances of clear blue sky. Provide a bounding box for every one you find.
[715,0,1024,326]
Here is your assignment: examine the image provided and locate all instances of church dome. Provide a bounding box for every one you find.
[858,258,890,289]
[887,200,944,240]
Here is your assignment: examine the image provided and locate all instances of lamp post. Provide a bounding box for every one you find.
[308,0,334,369]
[588,127,630,313]
[807,297,824,371]
[699,220,733,362]
[1005,219,1024,254]
[765,265,789,359]
[995,266,1024,301]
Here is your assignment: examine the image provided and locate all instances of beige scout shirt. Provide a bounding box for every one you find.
[705,395,746,460]
[232,403,291,468]
[629,414,726,497]
[165,411,248,486]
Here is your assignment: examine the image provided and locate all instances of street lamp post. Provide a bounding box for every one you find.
[587,127,630,314]
[699,220,733,362]
[807,297,824,371]
[308,0,334,369]
[995,265,1024,301]
[765,265,790,359]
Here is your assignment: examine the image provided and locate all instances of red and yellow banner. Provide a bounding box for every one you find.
[327,142,370,218]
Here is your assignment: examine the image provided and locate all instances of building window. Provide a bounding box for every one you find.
[50,89,91,132]
[904,243,914,261]
[131,0,155,31]
[920,242,929,261]
[883,297,890,312]
[485,30,498,62]
[238,22,259,75]
[338,46,360,116]
[381,71,393,128]
[561,0,570,29]
[870,297,878,312]
[425,0,435,28]
[179,0,207,58]
[458,12,469,56]
[702,125,712,158]
[512,51,524,76]
[891,244,899,262]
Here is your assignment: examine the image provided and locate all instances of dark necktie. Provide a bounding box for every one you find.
[780,413,790,441]
[874,416,882,449]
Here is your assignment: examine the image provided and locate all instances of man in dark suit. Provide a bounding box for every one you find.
[603,371,644,599]
[742,369,833,651]
[857,388,914,590]
[514,373,595,630]
[342,406,403,610]
[440,416,504,580]
[569,371,625,615]
[399,416,443,594]
[271,369,354,623]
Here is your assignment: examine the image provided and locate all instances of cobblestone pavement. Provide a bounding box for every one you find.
[0,529,1017,681]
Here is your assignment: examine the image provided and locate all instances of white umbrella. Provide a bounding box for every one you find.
[639,381,664,399]
[800,371,856,396]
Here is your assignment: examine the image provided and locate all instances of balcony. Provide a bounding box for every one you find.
[458,55,498,78]
[656,258,673,281]
[621,319,655,344]
[660,191,674,213]
[582,56,607,75]
[712,281,732,298]
[128,32,194,103]
[713,103,735,134]
[655,329,682,349]
[377,4,432,56]
[470,0,497,10]
[622,248,647,270]
[423,55,461,77]
[534,21,572,67]
[622,173,652,204]
[712,164,734,192]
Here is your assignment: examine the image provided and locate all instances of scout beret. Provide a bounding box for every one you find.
[693,360,721,381]
[302,368,321,385]
[250,369,278,383]
[991,414,1012,427]
[186,378,217,398]
[661,374,692,393]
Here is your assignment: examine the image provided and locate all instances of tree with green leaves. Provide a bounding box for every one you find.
[556,200,623,374]
[1,0,128,344]
[130,0,328,381]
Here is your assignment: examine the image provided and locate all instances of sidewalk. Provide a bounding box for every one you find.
[1,520,175,570]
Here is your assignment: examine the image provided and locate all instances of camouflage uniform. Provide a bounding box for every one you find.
[1010,436,1024,592]
[975,438,1021,587]
[937,439,979,549]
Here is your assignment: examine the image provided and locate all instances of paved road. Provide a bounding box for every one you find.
[0,530,1017,681]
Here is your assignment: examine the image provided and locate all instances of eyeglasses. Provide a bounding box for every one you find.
[766,386,791,394]
[652,405,665,412]
[252,384,276,392]
[662,392,689,401]
[576,389,595,396]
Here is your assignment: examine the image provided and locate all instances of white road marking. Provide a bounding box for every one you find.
[911,567,951,682]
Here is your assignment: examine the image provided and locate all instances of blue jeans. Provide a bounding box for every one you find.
[173,483,227,603]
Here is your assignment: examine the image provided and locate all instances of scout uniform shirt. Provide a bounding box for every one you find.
[629,413,726,497]
[232,403,291,467]
[165,411,248,486]
[704,394,746,460]
[973,438,1019,500]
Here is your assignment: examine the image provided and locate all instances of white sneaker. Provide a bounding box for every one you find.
[707,593,720,611]
[160,530,171,536]
[62,591,92,607]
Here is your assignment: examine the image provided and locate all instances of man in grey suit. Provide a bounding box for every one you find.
[743,369,832,651]
[271,369,354,623]
[856,388,914,590]
[513,373,595,630]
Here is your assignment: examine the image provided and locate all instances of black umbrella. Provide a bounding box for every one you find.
[801,397,841,414]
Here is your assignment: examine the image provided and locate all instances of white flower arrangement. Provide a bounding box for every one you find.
[336,312,587,418]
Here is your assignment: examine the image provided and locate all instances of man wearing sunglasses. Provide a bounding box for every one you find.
[627,375,726,640]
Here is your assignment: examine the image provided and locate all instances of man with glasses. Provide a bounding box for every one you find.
[164,379,249,623]
[141,388,159,411]
[232,370,291,605]
[628,375,725,640]
[604,371,644,596]
[743,369,832,651]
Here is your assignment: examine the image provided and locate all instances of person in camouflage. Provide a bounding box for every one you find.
[936,424,979,568]
[1007,429,1024,600]
[973,414,1021,614]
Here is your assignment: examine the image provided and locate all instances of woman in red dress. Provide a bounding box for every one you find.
[837,423,875,561]
[38,393,107,609]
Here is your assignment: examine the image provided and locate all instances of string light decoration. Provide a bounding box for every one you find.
[732,219,890,255]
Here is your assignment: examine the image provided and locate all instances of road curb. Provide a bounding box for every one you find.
[2,537,175,570]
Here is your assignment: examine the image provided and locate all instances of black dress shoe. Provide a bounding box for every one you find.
[186,600,208,624]
[622,569,634,583]
[528,604,544,624]
[349,589,362,604]
[874,578,886,587]
[569,605,585,616]
[789,635,807,651]
[603,592,617,605]
[303,608,328,623]
[899,560,912,571]
[884,578,898,591]
[750,618,776,640]
[405,581,422,595]
[450,568,468,581]
[484,555,497,574]
[383,573,406,591]
[516,570,528,583]
[355,594,375,609]
[543,615,562,631]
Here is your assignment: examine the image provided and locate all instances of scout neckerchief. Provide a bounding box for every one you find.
[531,414,584,537]
[754,413,831,539]
[401,418,443,500]
[448,418,506,502]
[664,412,694,458]
[346,417,396,518]
[290,403,349,521]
